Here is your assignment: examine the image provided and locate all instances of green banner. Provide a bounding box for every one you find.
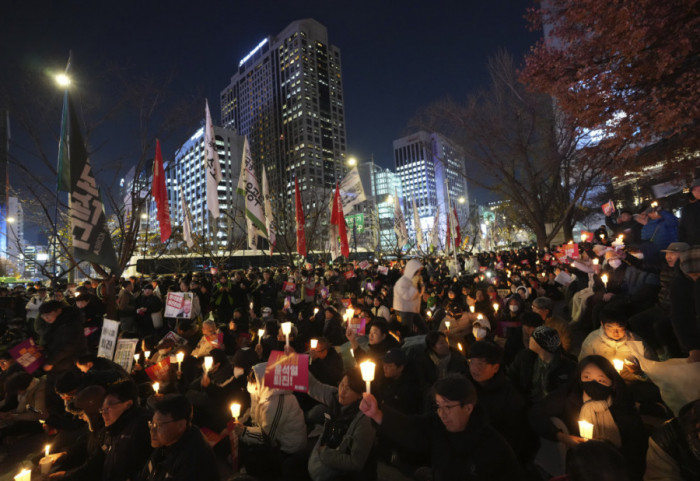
[345,213,365,234]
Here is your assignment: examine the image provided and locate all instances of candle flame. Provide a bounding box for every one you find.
[230,402,241,419]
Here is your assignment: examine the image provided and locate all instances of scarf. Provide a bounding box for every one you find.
[579,394,622,447]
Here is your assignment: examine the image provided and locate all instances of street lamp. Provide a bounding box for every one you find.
[458,197,466,204]
[386,195,393,204]
[346,157,357,167]
[55,73,71,87]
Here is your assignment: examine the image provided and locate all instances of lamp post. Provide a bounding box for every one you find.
[141,212,149,258]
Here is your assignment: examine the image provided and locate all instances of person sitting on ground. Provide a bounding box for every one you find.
[503,311,544,366]
[415,330,468,410]
[529,355,647,480]
[360,373,525,481]
[531,296,572,353]
[507,326,576,403]
[140,394,220,481]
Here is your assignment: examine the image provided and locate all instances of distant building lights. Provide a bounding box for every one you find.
[239,38,269,67]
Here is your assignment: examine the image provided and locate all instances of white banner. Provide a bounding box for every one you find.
[393,190,409,248]
[237,136,268,249]
[204,99,223,218]
[262,166,276,253]
[339,166,366,215]
[97,319,120,360]
[113,338,138,372]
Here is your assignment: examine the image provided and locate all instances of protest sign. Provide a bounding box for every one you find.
[601,200,615,216]
[377,266,389,276]
[164,292,193,319]
[145,357,172,383]
[358,260,370,270]
[344,270,356,279]
[348,317,367,336]
[97,319,120,360]
[9,338,44,374]
[264,350,309,392]
[283,281,297,293]
[113,338,138,372]
[158,331,188,348]
[560,243,580,260]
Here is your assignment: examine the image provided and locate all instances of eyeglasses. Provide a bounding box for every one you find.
[433,402,463,414]
[99,400,127,414]
[148,419,179,430]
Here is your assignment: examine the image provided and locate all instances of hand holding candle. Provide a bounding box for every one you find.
[360,361,376,395]
[153,382,160,395]
[601,274,608,290]
[176,351,185,372]
[203,356,213,374]
[40,444,52,475]
[230,402,241,421]
[613,359,624,373]
[14,469,31,481]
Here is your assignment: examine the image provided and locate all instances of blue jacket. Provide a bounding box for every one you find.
[641,210,678,253]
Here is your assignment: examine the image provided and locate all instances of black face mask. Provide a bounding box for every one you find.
[582,381,613,401]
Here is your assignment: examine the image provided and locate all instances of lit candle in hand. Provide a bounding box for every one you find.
[613,359,624,373]
[469,305,475,313]
[14,468,31,481]
[153,382,160,395]
[176,351,185,372]
[601,274,608,290]
[493,303,499,313]
[578,420,594,440]
[444,320,450,331]
[230,402,241,422]
[134,353,141,363]
[310,339,318,350]
[281,322,292,347]
[203,356,213,374]
[144,350,151,360]
[360,361,376,395]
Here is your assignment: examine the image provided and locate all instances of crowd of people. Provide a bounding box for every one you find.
[0,185,698,481]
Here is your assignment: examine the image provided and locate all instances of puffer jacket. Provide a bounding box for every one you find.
[240,362,307,454]
[579,327,657,363]
[392,259,423,314]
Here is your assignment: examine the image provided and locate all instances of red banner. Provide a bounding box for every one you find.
[561,243,580,259]
[264,351,309,392]
[145,357,171,383]
[283,281,297,293]
[152,139,172,242]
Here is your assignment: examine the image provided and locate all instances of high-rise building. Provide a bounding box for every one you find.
[356,160,403,252]
[5,196,24,274]
[393,131,469,249]
[0,111,11,264]
[165,123,245,250]
[220,19,347,232]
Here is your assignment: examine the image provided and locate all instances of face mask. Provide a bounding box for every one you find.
[509,305,519,312]
[234,367,244,378]
[582,380,613,401]
[473,327,488,340]
[247,381,259,395]
[609,259,622,269]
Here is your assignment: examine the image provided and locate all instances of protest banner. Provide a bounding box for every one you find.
[348,317,367,336]
[264,350,309,392]
[377,266,389,276]
[344,270,356,279]
[164,292,193,319]
[9,338,45,374]
[113,338,139,372]
[283,281,297,293]
[145,357,172,383]
[97,319,120,360]
[158,331,188,348]
[358,260,370,270]
[561,243,580,259]
[601,200,615,216]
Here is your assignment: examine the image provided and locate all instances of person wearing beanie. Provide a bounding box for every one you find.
[503,311,544,366]
[467,341,536,464]
[532,296,572,353]
[507,326,577,403]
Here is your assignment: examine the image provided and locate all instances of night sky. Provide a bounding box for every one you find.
[2,0,540,236]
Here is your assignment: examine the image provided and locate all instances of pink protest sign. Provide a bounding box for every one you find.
[602,200,615,216]
[377,266,389,276]
[348,317,367,336]
[9,338,45,374]
[358,260,370,270]
[561,243,580,259]
[283,281,297,293]
[264,350,309,392]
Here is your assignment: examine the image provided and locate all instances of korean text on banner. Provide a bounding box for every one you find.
[97,319,120,360]
[164,292,193,319]
[145,357,172,383]
[264,351,309,392]
[9,338,45,374]
[113,339,139,372]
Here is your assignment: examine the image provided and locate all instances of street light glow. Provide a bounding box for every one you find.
[458,196,466,204]
[347,157,357,166]
[140,213,148,220]
[7,217,15,223]
[386,195,393,203]
[55,73,71,87]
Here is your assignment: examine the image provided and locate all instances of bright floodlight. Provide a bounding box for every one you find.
[55,73,71,87]
[347,157,357,166]
[458,197,466,204]
[7,217,15,223]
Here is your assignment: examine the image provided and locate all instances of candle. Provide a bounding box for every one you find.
[476,313,484,320]
[40,448,52,475]
[457,342,463,352]
[601,274,608,290]
[359,361,376,394]
[493,303,499,312]
[613,359,624,373]
[310,339,318,350]
[45,444,50,458]
[345,308,355,322]
[14,469,31,481]
[469,305,475,313]
[426,310,432,318]
[599,234,605,239]
[580,233,587,242]
[281,321,292,347]
[144,350,151,360]
[230,402,241,421]
[258,328,265,340]
[578,420,594,440]
[134,353,141,363]
[176,351,185,372]
[592,258,599,265]
[203,356,213,374]
[153,382,160,395]
[313,307,319,316]
[444,320,450,331]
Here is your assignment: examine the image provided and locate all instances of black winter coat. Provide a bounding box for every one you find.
[102,406,152,481]
[44,306,88,371]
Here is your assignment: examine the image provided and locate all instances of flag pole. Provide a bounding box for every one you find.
[54,52,72,284]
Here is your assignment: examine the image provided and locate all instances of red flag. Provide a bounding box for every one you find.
[294,177,307,258]
[152,139,171,242]
[330,183,350,258]
[446,211,451,251]
[453,206,462,247]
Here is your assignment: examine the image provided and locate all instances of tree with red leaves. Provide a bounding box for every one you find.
[520,0,700,171]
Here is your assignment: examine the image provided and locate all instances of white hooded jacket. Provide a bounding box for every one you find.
[241,362,307,454]
[392,259,423,314]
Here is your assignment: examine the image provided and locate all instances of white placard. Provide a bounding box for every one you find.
[97,319,120,360]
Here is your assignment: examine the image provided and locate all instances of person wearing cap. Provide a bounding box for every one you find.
[670,245,700,363]
[678,178,700,246]
[532,296,572,353]
[135,283,164,337]
[507,325,576,403]
[467,341,535,465]
[360,373,525,481]
[628,242,688,358]
[141,394,220,481]
[376,348,420,416]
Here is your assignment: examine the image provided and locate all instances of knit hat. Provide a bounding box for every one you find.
[531,326,561,353]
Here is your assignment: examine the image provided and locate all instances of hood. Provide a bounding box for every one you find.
[251,362,288,400]
[403,259,423,279]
